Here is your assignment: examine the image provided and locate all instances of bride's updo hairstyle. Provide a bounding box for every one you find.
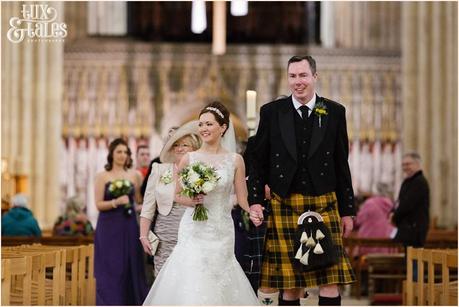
[199,101,230,136]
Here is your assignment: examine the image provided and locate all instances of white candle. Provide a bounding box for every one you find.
[246,90,257,119]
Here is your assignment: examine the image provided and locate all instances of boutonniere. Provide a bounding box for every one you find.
[159,170,173,185]
[313,101,328,128]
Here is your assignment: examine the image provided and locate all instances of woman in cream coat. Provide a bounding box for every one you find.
[139,121,201,276]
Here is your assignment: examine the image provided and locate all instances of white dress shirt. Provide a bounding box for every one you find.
[292,93,317,118]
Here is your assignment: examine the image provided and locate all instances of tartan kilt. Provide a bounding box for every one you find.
[260,192,356,289]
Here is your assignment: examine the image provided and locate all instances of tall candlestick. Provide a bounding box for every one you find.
[246,90,257,119]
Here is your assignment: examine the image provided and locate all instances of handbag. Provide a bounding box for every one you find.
[293,210,338,272]
[148,230,159,255]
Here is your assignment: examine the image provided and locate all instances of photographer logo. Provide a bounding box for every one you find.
[7,4,67,43]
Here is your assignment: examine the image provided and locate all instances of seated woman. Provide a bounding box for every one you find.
[354,182,397,256]
[2,194,41,237]
[53,196,94,236]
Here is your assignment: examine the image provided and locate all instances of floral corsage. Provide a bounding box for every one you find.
[159,170,173,185]
[313,101,328,128]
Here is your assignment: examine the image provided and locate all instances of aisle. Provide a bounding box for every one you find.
[300,288,370,306]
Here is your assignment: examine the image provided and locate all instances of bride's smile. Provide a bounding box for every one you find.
[198,112,226,144]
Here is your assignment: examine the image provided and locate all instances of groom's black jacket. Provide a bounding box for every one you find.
[247,95,355,217]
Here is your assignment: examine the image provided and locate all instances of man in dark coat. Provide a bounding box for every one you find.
[392,152,430,247]
[248,55,356,306]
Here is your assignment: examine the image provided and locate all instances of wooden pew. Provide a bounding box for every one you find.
[1,235,94,247]
[343,236,404,299]
[366,253,406,305]
[8,244,81,305]
[343,232,457,300]
[405,247,458,305]
[1,244,95,306]
[1,256,33,306]
[2,248,63,305]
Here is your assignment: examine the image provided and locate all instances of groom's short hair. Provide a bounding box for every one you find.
[287,55,317,74]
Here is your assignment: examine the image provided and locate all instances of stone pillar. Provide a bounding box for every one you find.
[320,1,335,47]
[1,2,64,228]
[402,2,458,227]
[331,2,400,50]
[64,2,88,42]
[87,1,127,35]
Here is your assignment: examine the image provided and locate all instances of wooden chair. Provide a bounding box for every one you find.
[343,232,457,299]
[405,247,458,305]
[2,248,62,305]
[2,244,96,306]
[2,250,46,305]
[77,244,96,305]
[366,253,406,305]
[1,256,33,305]
[343,236,404,299]
[1,235,94,247]
[13,244,79,305]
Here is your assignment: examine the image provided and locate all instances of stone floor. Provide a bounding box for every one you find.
[300,287,371,306]
[300,296,370,306]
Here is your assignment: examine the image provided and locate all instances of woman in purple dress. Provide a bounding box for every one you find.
[94,138,148,305]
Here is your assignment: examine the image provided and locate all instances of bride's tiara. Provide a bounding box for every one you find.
[205,107,224,119]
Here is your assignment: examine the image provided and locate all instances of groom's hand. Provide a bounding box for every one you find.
[341,216,354,237]
[249,204,264,227]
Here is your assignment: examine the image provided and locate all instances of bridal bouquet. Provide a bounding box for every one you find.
[179,162,220,221]
[108,179,134,216]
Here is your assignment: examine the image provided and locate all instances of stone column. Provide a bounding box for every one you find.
[402,2,458,227]
[1,1,64,228]
[87,1,127,35]
[64,2,88,42]
[331,2,400,50]
[320,1,335,47]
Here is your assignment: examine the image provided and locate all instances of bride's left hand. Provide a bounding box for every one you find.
[192,194,204,205]
[176,194,204,207]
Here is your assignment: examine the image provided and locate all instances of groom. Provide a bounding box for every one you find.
[248,55,356,306]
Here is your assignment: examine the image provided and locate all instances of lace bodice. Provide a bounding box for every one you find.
[177,152,236,248]
[189,151,235,216]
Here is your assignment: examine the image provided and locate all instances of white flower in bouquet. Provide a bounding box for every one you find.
[179,161,220,221]
[109,179,133,197]
[188,170,201,185]
[108,179,134,216]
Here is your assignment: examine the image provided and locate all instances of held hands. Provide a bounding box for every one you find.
[341,216,354,237]
[249,204,265,227]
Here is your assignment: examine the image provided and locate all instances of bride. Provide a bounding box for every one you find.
[143,101,259,306]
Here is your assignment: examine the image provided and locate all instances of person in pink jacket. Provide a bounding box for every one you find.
[354,182,397,256]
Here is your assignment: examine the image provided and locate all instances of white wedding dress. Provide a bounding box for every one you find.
[143,152,259,306]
